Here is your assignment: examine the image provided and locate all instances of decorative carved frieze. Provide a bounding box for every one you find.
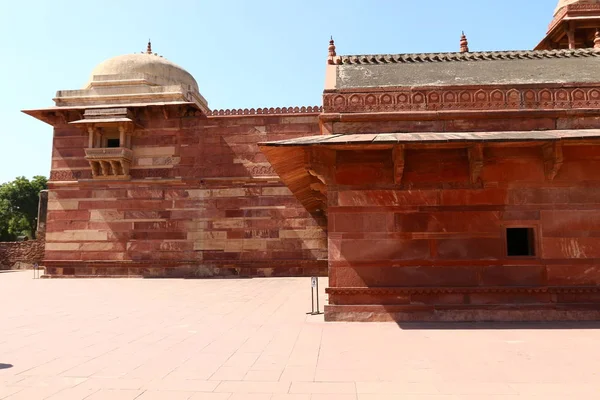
[207,106,322,116]
[548,3,600,33]
[49,170,91,181]
[247,164,276,176]
[323,86,600,113]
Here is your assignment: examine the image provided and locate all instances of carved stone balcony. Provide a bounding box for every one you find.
[84,147,133,179]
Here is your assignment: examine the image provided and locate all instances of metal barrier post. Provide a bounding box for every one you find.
[307,277,322,315]
[315,277,320,313]
[310,282,315,313]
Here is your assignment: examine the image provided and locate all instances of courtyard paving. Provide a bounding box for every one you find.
[1,270,600,399]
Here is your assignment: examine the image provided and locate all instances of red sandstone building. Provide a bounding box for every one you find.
[25,0,600,321]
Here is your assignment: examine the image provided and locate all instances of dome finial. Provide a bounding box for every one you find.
[460,31,469,53]
[146,39,152,54]
[328,36,337,65]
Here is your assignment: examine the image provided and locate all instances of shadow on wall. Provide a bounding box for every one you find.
[0,363,13,370]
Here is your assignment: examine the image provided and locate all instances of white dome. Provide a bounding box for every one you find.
[85,52,199,92]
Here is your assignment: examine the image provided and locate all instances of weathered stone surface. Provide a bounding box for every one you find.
[0,239,45,270]
[309,125,600,322]
[41,111,327,278]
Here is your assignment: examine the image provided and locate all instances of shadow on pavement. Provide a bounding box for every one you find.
[397,321,600,330]
[142,276,254,280]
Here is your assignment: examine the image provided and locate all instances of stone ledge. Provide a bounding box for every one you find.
[41,259,327,278]
[326,286,600,295]
[324,304,600,322]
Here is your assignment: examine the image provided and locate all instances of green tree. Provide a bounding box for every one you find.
[0,198,13,241]
[0,176,48,240]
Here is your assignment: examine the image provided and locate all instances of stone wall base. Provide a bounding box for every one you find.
[0,238,45,270]
[324,304,600,322]
[41,259,327,278]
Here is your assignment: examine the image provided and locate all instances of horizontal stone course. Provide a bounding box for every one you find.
[41,259,327,278]
[317,115,600,321]
[43,111,326,278]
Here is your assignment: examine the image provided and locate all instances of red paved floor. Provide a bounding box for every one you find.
[1,270,600,399]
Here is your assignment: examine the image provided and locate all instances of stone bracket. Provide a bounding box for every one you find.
[468,144,484,184]
[392,145,405,185]
[57,111,68,125]
[306,147,336,185]
[309,181,327,195]
[306,172,327,213]
[304,147,336,215]
[543,141,564,181]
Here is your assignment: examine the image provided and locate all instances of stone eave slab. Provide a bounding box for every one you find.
[260,129,600,147]
[70,117,133,125]
[22,101,201,125]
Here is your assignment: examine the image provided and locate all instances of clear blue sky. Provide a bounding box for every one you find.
[0,0,557,184]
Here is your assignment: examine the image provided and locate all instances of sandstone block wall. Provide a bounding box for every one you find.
[328,143,600,320]
[318,97,600,321]
[0,191,47,270]
[0,237,45,270]
[325,143,600,321]
[44,110,327,277]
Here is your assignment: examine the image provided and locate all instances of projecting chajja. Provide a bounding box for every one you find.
[555,0,600,14]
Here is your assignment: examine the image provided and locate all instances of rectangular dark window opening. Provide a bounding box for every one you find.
[106,138,120,148]
[506,227,535,257]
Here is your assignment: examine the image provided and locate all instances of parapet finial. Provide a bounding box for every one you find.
[595,29,600,50]
[146,39,152,54]
[328,36,337,65]
[460,31,469,53]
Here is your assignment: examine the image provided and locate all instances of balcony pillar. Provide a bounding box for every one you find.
[87,127,95,148]
[119,126,126,147]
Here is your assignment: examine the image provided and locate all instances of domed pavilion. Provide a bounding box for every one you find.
[56,41,208,111]
[537,0,600,49]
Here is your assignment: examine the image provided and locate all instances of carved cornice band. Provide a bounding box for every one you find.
[323,86,600,113]
[548,4,600,32]
[207,106,322,116]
